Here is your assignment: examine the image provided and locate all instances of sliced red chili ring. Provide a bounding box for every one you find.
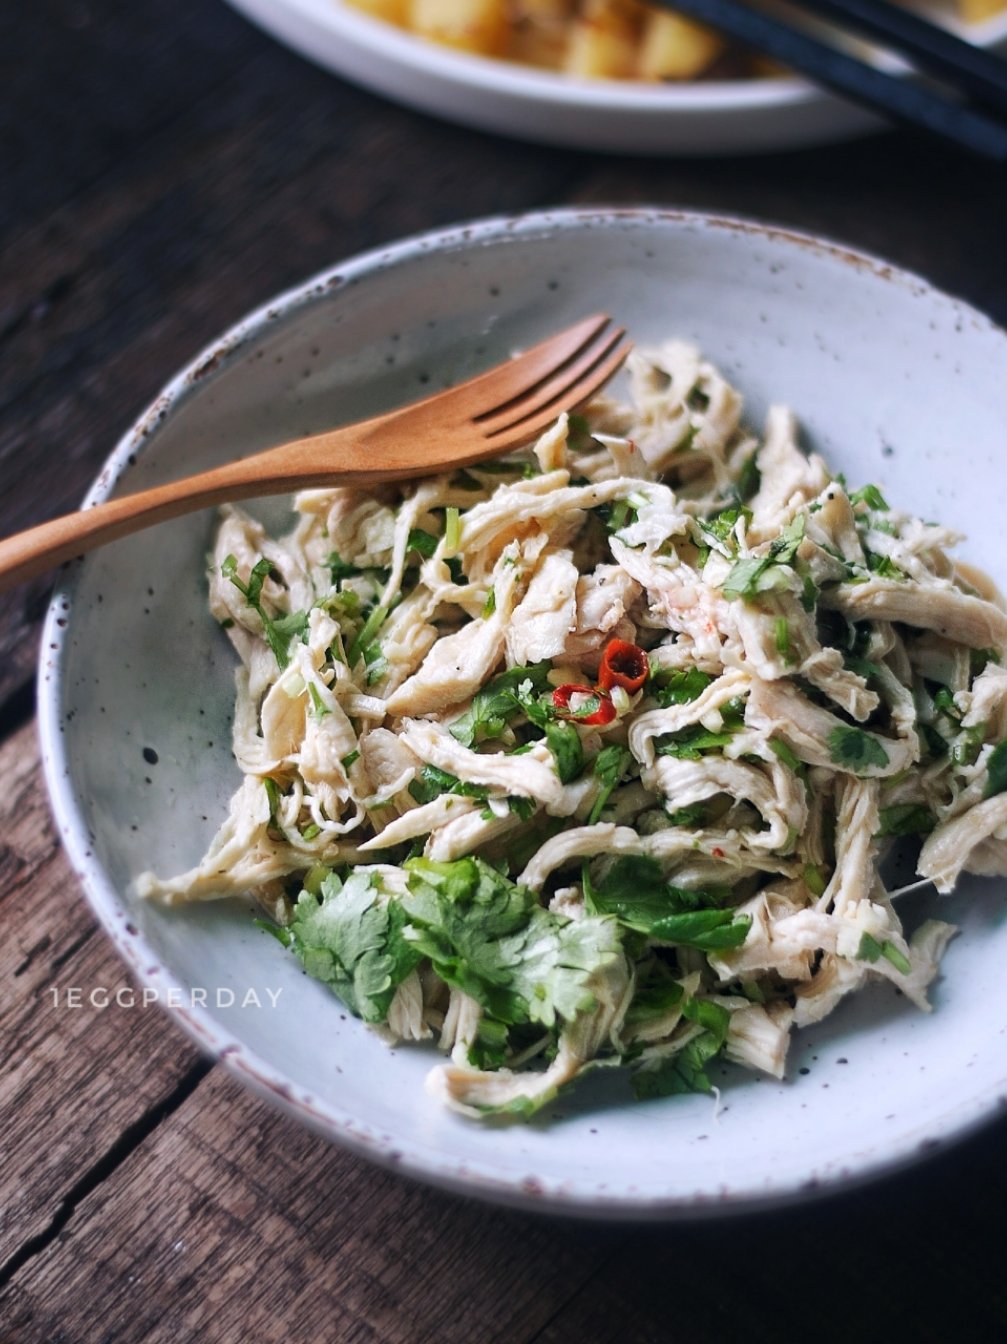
[551,684,617,726]
[597,639,649,693]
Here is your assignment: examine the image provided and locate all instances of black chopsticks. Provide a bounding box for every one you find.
[648,0,1007,161]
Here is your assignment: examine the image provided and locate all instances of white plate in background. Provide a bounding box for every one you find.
[224,0,1007,154]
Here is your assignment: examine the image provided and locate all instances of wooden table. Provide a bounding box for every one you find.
[3,3,1007,1338]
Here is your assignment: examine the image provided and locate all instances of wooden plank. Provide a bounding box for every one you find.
[0,0,265,237]
[533,1134,1007,1342]
[0,722,205,1267]
[0,1065,624,1343]
[0,53,584,713]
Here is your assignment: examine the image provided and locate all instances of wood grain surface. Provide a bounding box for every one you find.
[3,1,1007,1339]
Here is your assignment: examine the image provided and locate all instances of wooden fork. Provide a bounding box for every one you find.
[0,314,630,591]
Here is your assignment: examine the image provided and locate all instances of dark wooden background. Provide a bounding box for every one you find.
[2,2,1007,1339]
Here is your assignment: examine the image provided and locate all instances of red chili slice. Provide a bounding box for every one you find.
[552,684,617,726]
[597,639,649,694]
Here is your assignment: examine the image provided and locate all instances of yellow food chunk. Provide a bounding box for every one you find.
[637,12,724,80]
[410,0,510,55]
[953,0,1007,20]
[345,0,409,26]
[563,0,643,78]
[509,0,575,67]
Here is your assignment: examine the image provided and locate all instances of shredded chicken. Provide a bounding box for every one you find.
[139,337,1007,1121]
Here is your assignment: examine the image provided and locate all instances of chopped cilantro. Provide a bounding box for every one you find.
[800,572,819,612]
[866,552,906,581]
[277,871,422,1023]
[625,967,684,1028]
[406,528,439,559]
[263,776,283,833]
[345,602,388,670]
[631,998,732,1098]
[587,745,630,823]
[952,722,986,767]
[583,856,746,949]
[983,740,1007,798]
[932,686,961,721]
[567,413,599,453]
[803,864,828,897]
[544,719,583,784]
[721,515,805,602]
[652,667,714,709]
[408,764,489,806]
[877,804,935,837]
[698,504,751,556]
[769,737,803,773]
[449,661,552,747]
[827,725,890,774]
[774,616,792,661]
[403,857,620,1029]
[735,450,761,504]
[222,555,309,670]
[444,506,461,554]
[849,483,890,511]
[655,699,744,760]
[327,553,362,588]
[307,682,330,719]
[665,803,706,827]
[857,932,911,975]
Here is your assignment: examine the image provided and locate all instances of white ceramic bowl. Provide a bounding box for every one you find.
[224,0,1007,154]
[41,209,1007,1218]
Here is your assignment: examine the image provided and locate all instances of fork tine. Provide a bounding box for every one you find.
[483,339,632,450]
[451,313,612,405]
[476,323,627,435]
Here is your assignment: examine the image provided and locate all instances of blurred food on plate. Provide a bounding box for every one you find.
[344,0,1007,82]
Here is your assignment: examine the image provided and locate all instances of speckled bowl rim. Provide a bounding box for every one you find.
[38,207,1007,1220]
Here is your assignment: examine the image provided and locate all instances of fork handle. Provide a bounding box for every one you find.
[0,424,397,592]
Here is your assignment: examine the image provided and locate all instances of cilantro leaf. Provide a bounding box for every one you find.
[857,932,911,975]
[403,857,620,1029]
[649,909,752,951]
[631,998,732,1099]
[406,528,439,559]
[408,764,489,806]
[849,483,890,511]
[665,803,706,827]
[735,450,761,504]
[584,856,740,944]
[281,872,421,1024]
[625,963,685,1028]
[222,555,309,670]
[652,667,713,709]
[545,719,584,784]
[587,745,631,823]
[655,722,738,760]
[827,725,890,774]
[768,737,803,773]
[984,740,1007,798]
[448,661,552,746]
[721,515,806,602]
[866,552,907,581]
[698,504,751,556]
[877,804,935,837]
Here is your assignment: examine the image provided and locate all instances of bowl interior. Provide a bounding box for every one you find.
[43,210,1007,1214]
